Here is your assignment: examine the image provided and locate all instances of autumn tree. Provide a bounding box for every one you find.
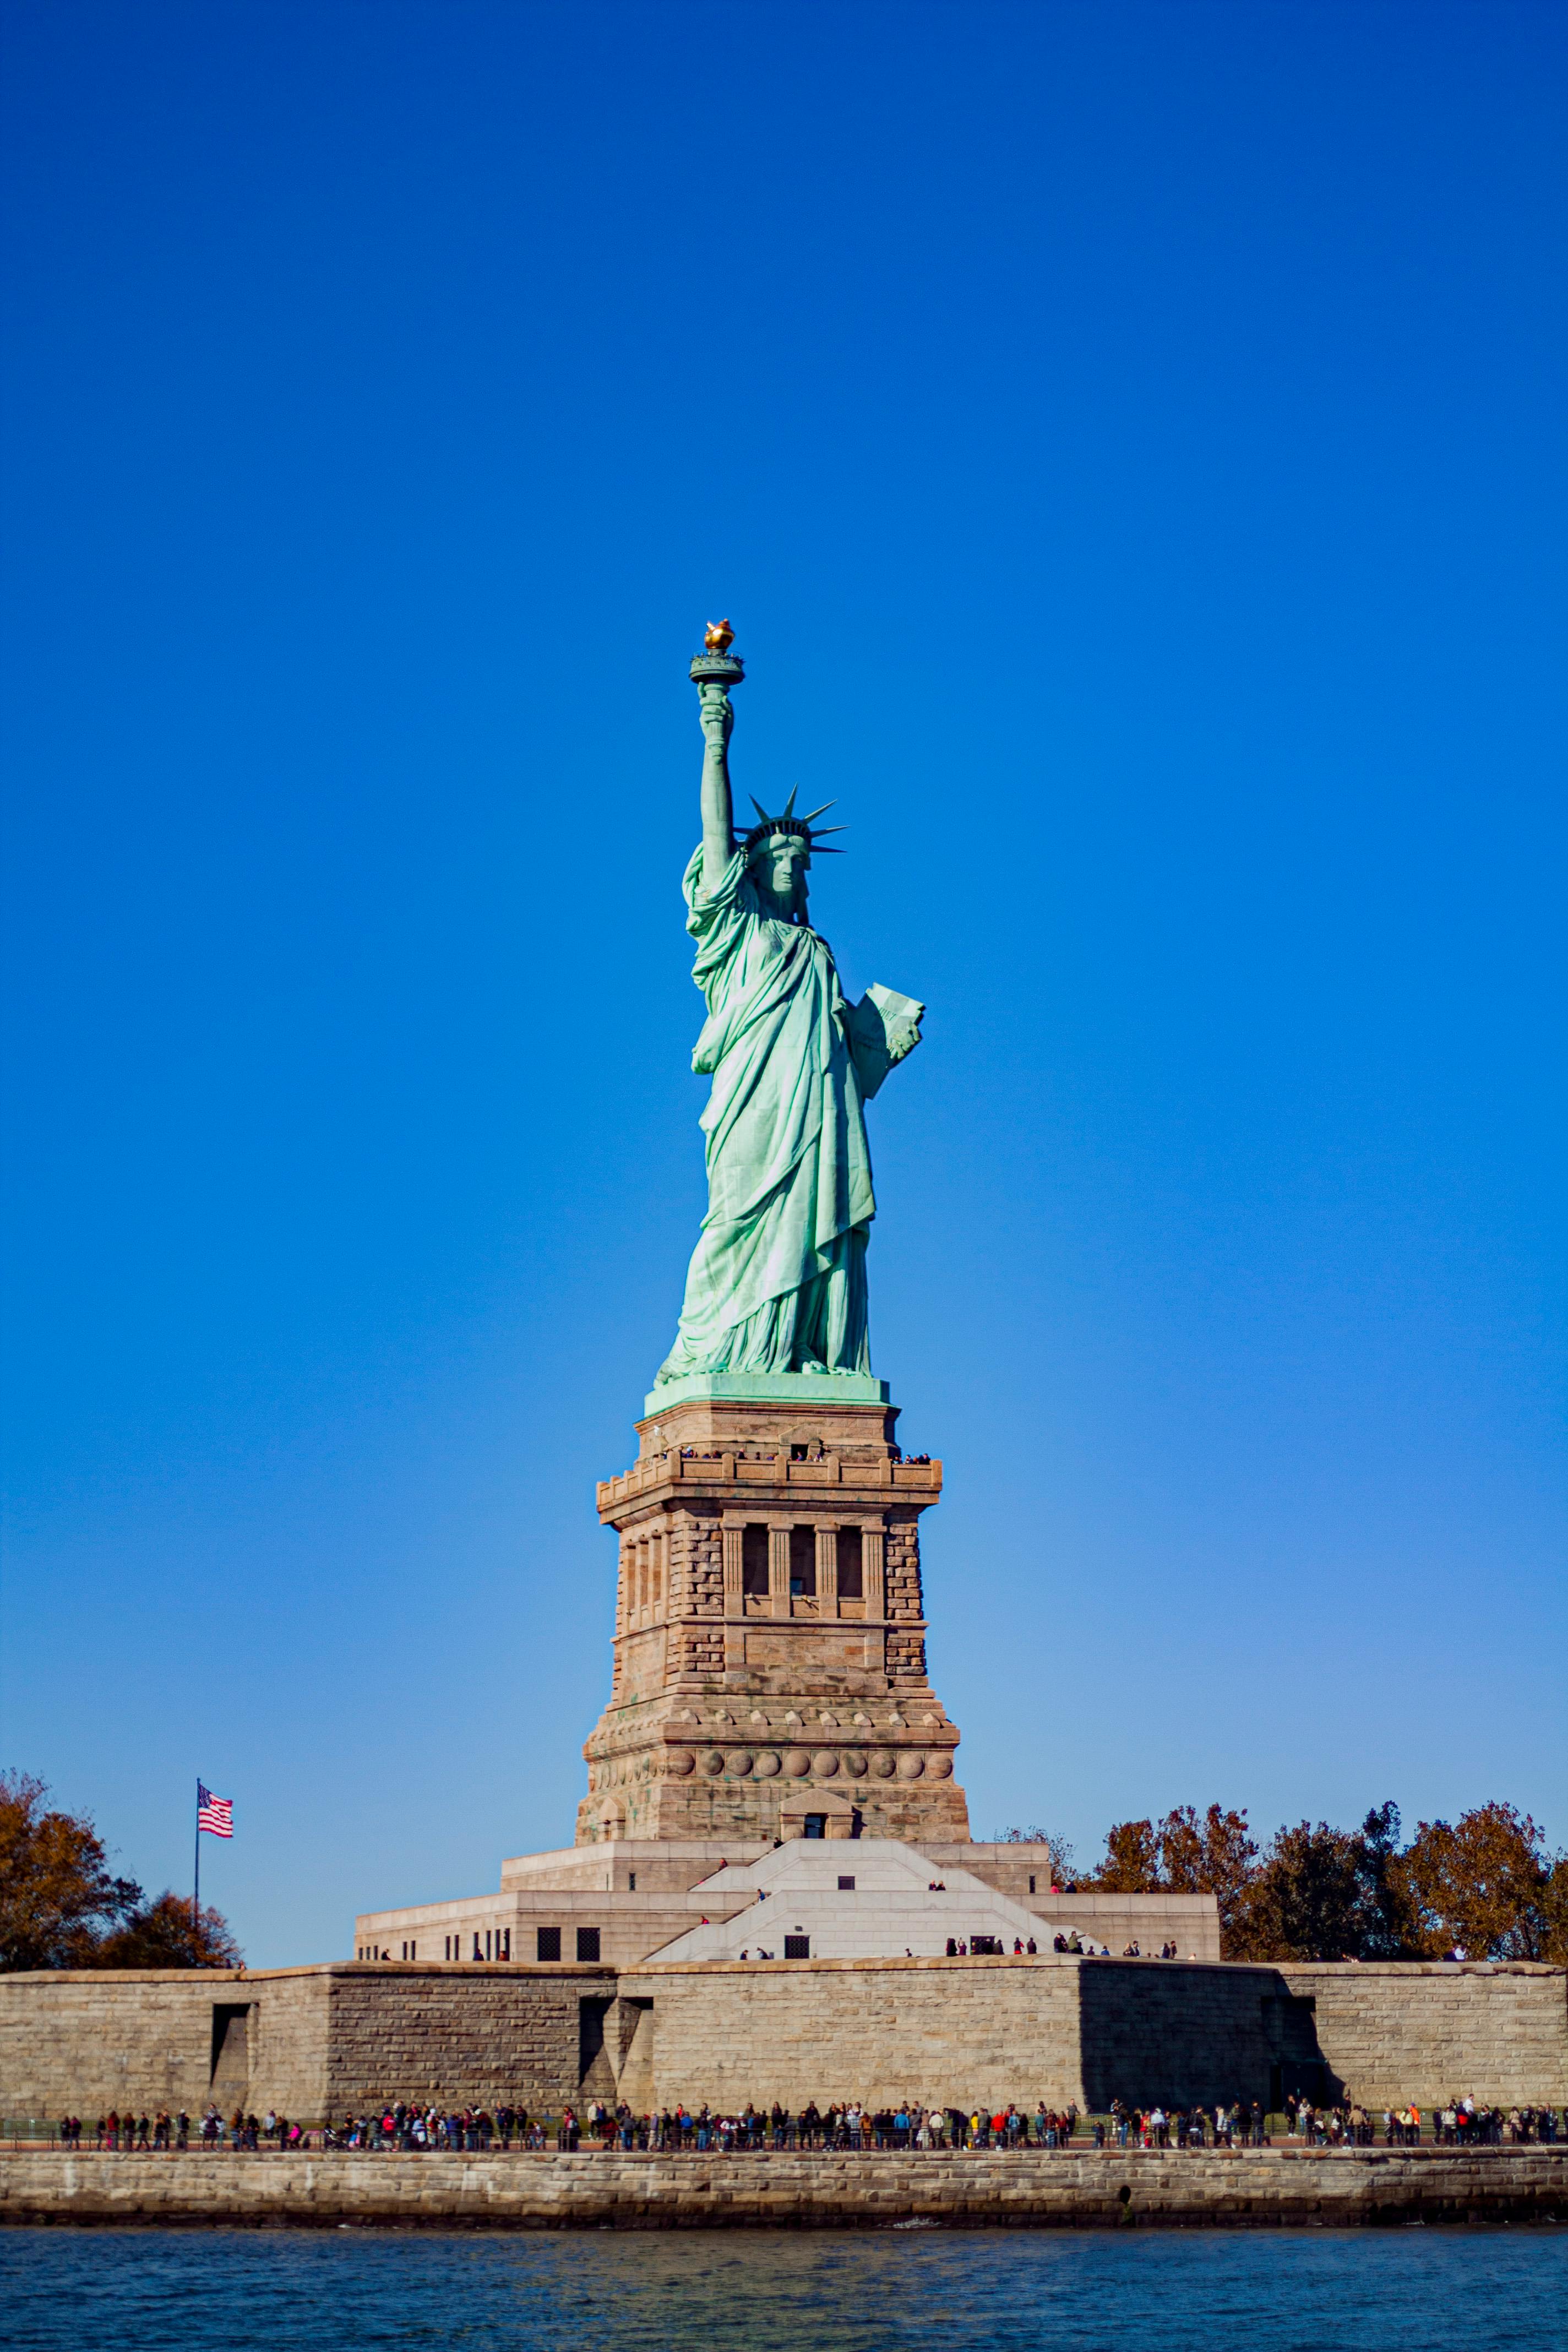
[1227,1806,1416,1962]
[1092,1819,1162,1893]
[1157,1805,1259,1951]
[0,1772,240,1970]
[92,1893,242,1969]
[0,1772,141,1969]
[1396,1803,1560,1961]
[1089,1805,1258,1948]
[1355,1801,1423,1957]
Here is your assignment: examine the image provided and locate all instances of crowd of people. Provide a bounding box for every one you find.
[1281,2095,1561,2147]
[326,2100,1091,2153]
[41,2094,1562,2155]
[934,1935,1198,1958]
[51,2109,312,2152]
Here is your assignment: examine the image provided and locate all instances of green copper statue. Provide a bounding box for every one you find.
[655,626,924,1387]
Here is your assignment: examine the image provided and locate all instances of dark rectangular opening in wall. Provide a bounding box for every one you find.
[537,1926,561,1962]
[804,1814,827,1839]
[789,1525,816,1596]
[742,1523,769,1595]
[837,1526,863,1597]
[579,1995,611,2082]
[210,2003,251,2089]
[837,1875,856,1890]
[784,1935,810,1959]
[577,1927,601,1962]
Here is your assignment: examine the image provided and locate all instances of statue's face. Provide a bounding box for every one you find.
[754,834,809,908]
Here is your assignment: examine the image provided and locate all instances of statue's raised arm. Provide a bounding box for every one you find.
[697,679,736,896]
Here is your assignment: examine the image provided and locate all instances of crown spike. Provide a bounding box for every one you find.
[798,800,837,824]
[782,786,798,818]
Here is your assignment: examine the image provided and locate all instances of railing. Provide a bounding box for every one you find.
[6,2113,1556,2155]
[597,1455,942,1509]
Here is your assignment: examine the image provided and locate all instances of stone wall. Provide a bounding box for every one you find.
[0,1966,609,2126]
[625,1956,1568,2115]
[1282,1964,1568,2109]
[241,1970,331,2121]
[3,1957,1563,2127]
[0,1971,236,2121]
[624,1956,1086,2109]
[2,2146,1564,2230]
[1060,1958,1567,2113]
[1076,1961,1276,2110]
[321,1968,605,2114]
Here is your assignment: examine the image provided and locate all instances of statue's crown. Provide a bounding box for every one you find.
[738,786,845,857]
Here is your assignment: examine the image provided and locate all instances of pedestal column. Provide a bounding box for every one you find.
[580,1384,968,1844]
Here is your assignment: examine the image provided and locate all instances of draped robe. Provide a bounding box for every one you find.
[655,845,876,1382]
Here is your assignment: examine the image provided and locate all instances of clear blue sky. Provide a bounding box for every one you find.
[2,1,1562,1967]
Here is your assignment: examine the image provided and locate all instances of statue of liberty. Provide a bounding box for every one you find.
[655,626,923,1387]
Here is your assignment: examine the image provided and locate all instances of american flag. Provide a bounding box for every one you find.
[197,1784,234,1838]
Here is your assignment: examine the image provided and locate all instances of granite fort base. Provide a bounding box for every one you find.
[3,1959,1564,2127]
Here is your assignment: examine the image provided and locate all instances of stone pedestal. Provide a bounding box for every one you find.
[577,1378,968,1845]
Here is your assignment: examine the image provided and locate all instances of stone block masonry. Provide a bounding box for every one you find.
[0,1971,279,2124]
[0,1965,612,2127]
[580,1392,968,1847]
[2,2147,1564,2231]
[623,1956,1085,2111]
[3,1957,1563,2129]
[628,1956,1568,2116]
[321,1968,597,2114]
[1281,1964,1568,2110]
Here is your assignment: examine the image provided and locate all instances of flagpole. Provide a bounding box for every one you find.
[193,1781,200,1936]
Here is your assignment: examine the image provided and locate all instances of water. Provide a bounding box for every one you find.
[2,2225,1564,2349]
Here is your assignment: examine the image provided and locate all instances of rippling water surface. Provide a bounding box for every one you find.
[4,2224,1566,2350]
